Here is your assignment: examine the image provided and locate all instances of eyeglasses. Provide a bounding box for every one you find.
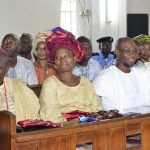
[3,40,18,46]
[36,48,46,51]
[119,48,138,55]
[142,48,150,51]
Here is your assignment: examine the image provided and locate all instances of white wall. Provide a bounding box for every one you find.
[127,0,150,35]
[76,0,92,38]
[92,0,127,52]
[76,0,127,52]
[0,0,60,42]
[0,0,127,52]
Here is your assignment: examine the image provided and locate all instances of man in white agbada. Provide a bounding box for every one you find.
[7,55,38,85]
[1,34,38,85]
[93,37,150,114]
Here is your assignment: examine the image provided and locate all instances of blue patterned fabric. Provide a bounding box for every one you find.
[92,52,115,69]
[73,58,102,82]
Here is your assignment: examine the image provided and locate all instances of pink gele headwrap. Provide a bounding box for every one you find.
[46,27,86,64]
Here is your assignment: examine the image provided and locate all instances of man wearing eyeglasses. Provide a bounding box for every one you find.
[93,37,150,114]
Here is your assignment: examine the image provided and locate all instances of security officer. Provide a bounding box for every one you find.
[93,36,115,68]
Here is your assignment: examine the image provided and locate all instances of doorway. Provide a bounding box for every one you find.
[127,14,148,38]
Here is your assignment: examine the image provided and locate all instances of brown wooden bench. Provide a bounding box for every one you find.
[0,111,150,150]
[28,84,42,97]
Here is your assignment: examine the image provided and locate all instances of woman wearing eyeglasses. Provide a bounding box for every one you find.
[33,32,56,85]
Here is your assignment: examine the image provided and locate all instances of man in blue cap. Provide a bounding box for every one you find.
[92,36,116,69]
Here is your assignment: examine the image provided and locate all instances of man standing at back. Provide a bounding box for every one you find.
[92,36,115,69]
[93,37,150,113]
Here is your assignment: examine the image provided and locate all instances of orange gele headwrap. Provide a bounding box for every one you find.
[46,27,86,64]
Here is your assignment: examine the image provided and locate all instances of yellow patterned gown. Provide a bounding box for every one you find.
[40,75,102,123]
[0,77,40,122]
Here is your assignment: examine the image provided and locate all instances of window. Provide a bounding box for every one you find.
[60,0,77,36]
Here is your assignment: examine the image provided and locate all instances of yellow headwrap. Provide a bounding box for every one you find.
[133,34,150,45]
[32,31,52,56]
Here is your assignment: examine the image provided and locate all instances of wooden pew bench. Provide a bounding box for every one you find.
[0,111,150,150]
[28,84,42,97]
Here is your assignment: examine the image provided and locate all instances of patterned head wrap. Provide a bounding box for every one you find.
[133,34,150,45]
[46,27,86,64]
[32,31,52,55]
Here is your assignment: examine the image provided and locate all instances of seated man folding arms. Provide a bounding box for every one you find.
[0,48,40,122]
[93,37,150,113]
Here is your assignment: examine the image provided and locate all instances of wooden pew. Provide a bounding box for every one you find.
[0,111,126,150]
[0,111,150,150]
[141,118,150,150]
[0,111,16,150]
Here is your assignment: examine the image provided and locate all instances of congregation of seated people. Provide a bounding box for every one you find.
[0,27,150,127]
